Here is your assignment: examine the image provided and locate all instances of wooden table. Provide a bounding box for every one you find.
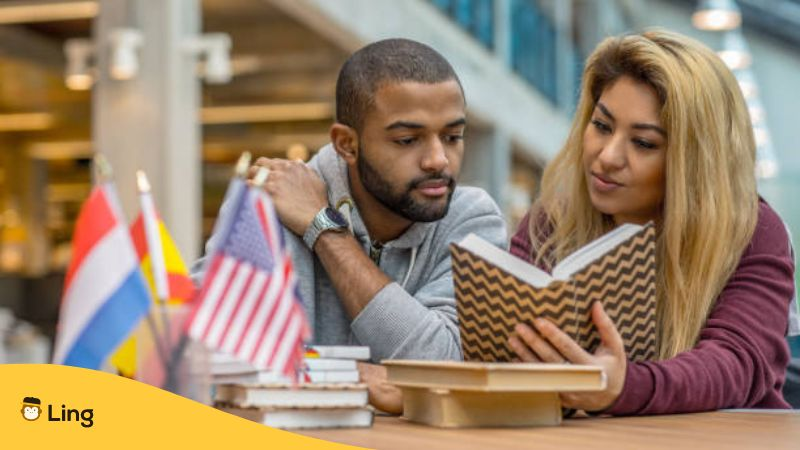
[297,411,800,449]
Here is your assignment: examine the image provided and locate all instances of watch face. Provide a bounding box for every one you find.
[324,207,348,227]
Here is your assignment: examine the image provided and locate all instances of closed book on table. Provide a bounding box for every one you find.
[305,345,370,361]
[384,360,605,392]
[452,222,657,362]
[214,383,368,408]
[212,354,358,376]
[383,360,605,428]
[401,388,562,428]
[303,358,358,372]
[218,405,374,429]
[214,370,360,385]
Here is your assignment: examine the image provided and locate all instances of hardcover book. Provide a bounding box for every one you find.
[214,383,368,408]
[452,222,657,362]
[383,360,605,392]
[217,405,374,429]
[214,369,360,385]
[382,360,606,428]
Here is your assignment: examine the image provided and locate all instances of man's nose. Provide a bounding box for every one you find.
[421,138,448,172]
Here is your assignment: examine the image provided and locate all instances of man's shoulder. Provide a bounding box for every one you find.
[449,186,503,219]
[433,186,506,246]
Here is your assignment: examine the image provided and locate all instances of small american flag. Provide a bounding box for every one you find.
[188,178,309,379]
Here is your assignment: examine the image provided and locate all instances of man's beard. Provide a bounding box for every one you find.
[357,147,455,223]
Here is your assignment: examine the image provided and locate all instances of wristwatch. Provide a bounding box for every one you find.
[303,206,348,250]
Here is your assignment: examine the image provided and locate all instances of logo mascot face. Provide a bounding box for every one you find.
[22,397,42,421]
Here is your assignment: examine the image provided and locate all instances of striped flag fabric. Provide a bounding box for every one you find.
[53,184,152,369]
[129,214,196,305]
[187,179,309,379]
[110,213,197,377]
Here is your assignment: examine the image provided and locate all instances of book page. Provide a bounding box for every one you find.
[457,234,553,288]
[552,223,644,280]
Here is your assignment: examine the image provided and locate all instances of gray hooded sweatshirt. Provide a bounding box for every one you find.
[192,144,508,362]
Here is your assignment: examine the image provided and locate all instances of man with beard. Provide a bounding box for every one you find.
[195,39,506,371]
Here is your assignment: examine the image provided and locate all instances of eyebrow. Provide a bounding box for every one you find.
[386,121,424,131]
[597,102,666,137]
[385,117,467,131]
[445,117,467,128]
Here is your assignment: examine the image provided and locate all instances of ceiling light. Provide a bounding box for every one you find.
[692,0,742,31]
[183,33,233,84]
[734,69,757,99]
[64,38,94,91]
[109,28,143,80]
[717,30,751,70]
[747,97,766,126]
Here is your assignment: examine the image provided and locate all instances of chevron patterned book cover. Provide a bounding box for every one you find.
[452,223,657,363]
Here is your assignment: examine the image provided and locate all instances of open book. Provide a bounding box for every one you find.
[451,222,657,362]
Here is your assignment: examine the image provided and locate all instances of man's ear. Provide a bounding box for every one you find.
[330,123,359,165]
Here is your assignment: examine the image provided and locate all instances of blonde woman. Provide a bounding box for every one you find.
[509,30,796,414]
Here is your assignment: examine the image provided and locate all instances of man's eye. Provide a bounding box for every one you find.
[444,134,463,144]
[394,137,417,146]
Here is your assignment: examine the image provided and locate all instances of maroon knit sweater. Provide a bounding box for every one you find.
[509,200,794,414]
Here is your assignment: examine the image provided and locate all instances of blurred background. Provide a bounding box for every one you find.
[0,0,797,363]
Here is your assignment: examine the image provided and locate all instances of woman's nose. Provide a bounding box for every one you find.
[596,134,626,170]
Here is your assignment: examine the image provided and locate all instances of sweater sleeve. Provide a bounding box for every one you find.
[606,202,795,415]
[510,213,533,260]
[349,191,508,362]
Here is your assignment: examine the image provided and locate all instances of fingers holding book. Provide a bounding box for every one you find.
[508,302,628,412]
[510,323,557,363]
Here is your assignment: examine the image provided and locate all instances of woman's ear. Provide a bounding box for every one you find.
[330,123,359,165]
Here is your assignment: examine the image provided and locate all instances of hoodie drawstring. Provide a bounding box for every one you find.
[401,246,418,289]
[336,196,417,290]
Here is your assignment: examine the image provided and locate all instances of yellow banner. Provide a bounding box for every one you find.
[1,364,363,449]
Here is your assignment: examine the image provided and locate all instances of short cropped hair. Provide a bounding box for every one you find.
[335,38,463,131]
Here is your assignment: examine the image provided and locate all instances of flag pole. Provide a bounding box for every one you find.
[93,154,170,372]
[163,151,252,392]
[135,170,174,360]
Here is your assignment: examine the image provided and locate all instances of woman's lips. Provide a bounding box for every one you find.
[591,173,623,193]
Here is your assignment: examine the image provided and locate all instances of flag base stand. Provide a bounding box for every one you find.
[134,304,212,404]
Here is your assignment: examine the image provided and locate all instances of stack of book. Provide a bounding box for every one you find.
[210,345,367,385]
[212,345,373,429]
[384,360,606,428]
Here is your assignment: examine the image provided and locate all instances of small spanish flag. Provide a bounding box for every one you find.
[110,215,196,378]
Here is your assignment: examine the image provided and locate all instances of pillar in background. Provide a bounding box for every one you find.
[461,126,512,216]
[92,0,202,261]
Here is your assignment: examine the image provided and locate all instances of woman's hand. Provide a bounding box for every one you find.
[357,362,403,415]
[508,301,627,412]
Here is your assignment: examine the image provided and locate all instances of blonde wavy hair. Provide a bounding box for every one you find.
[529,29,758,359]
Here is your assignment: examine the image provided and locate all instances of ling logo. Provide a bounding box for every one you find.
[20,396,94,428]
[22,397,42,421]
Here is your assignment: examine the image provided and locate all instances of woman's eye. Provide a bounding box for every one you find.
[591,119,611,134]
[634,138,657,149]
